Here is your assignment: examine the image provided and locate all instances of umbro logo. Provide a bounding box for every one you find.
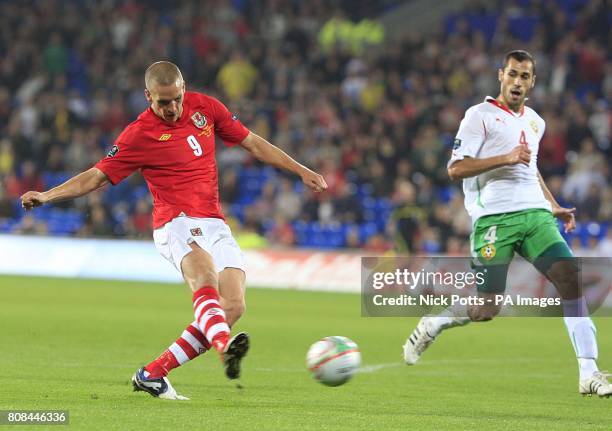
[495,117,506,124]
[158,134,172,141]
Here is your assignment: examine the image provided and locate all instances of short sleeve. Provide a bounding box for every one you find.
[209,97,250,146]
[448,108,486,168]
[95,127,142,185]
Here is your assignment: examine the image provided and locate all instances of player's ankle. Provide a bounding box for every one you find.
[212,334,229,352]
[144,364,167,379]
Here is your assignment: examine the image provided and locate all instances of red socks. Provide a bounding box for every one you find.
[144,322,211,378]
[192,286,230,352]
[143,286,230,379]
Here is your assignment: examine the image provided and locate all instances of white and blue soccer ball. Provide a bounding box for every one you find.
[306,336,361,387]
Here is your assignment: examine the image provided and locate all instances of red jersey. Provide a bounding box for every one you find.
[95,91,250,228]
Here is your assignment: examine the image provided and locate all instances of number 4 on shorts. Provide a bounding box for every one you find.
[483,225,497,243]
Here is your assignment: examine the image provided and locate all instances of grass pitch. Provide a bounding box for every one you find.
[1,275,611,430]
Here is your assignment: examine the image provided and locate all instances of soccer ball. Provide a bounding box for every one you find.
[306,336,361,387]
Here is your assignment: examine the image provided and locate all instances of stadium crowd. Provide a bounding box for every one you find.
[0,0,609,255]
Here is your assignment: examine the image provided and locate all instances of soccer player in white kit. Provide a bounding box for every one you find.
[403,50,612,397]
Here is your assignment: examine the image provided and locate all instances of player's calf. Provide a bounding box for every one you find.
[221,298,246,326]
[219,267,247,326]
[468,292,502,321]
[468,305,499,321]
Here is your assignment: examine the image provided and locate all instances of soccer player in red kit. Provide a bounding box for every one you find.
[20,61,328,400]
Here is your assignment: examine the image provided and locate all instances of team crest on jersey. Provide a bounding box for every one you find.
[529,120,538,134]
[107,145,119,157]
[190,228,203,237]
[480,244,496,260]
[453,139,462,150]
[191,111,207,129]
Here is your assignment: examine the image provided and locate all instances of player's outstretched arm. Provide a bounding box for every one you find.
[239,132,328,193]
[537,170,576,233]
[20,167,110,211]
[448,145,531,181]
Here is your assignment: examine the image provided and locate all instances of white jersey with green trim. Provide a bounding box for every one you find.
[449,96,551,225]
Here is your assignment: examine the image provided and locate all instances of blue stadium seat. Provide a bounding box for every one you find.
[374,198,392,212]
[0,219,17,232]
[436,186,455,203]
[466,13,499,42]
[42,172,72,189]
[229,203,246,223]
[236,193,258,205]
[359,222,379,243]
[375,211,391,232]
[292,221,308,245]
[296,222,345,249]
[508,15,539,42]
[131,185,149,200]
[363,209,376,222]
[361,197,376,211]
[293,181,304,194]
[357,183,373,199]
[11,200,24,220]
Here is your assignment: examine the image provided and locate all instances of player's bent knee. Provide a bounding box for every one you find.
[181,245,219,291]
[546,260,582,300]
[197,268,219,289]
[184,266,219,292]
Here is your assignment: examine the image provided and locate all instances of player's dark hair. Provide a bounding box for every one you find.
[145,61,183,89]
[502,50,536,74]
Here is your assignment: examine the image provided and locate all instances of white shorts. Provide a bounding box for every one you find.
[153,216,245,274]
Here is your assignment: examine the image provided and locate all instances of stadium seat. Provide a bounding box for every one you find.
[359,222,379,243]
[0,219,17,233]
[508,15,539,42]
[42,172,72,189]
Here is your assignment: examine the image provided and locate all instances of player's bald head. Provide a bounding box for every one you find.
[144,61,185,123]
[145,61,183,90]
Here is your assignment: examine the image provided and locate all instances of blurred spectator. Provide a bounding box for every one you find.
[251,181,276,223]
[217,50,258,101]
[266,214,295,246]
[364,233,392,253]
[596,230,612,257]
[0,139,14,175]
[129,197,153,238]
[588,100,609,150]
[12,214,47,235]
[79,205,114,237]
[389,179,427,252]
[563,139,607,203]
[539,117,567,176]
[0,186,16,220]
[219,168,240,203]
[275,178,302,221]
[6,161,44,199]
[43,32,68,76]
[345,226,362,249]
[333,182,362,223]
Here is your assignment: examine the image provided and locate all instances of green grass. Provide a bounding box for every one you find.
[1,275,611,430]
